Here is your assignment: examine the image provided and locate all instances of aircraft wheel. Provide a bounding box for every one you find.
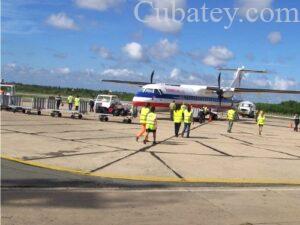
[78,114,83,119]
[104,117,109,122]
[22,109,26,114]
[71,114,75,119]
[58,113,62,118]
[37,111,41,115]
[127,119,132,124]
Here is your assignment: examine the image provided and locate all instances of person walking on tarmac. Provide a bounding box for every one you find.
[144,106,157,145]
[174,104,184,137]
[294,113,299,132]
[55,94,62,110]
[257,111,266,135]
[182,105,193,138]
[136,103,150,142]
[74,96,80,111]
[169,101,176,121]
[67,95,74,110]
[181,102,187,111]
[227,107,236,133]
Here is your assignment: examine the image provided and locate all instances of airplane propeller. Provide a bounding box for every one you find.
[150,70,155,84]
[216,73,224,110]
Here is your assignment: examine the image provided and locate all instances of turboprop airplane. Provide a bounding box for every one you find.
[102,67,300,111]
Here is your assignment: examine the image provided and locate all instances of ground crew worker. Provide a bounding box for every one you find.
[174,104,183,137]
[182,105,193,138]
[74,96,80,111]
[169,101,176,121]
[257,111,266,135]
[67,95,74,110]
[181,103,187,111]
[227,107,236,133]
[136,103,150,142]
[294,114,299,132]
[144,106,157,145]
[55,94,62,110]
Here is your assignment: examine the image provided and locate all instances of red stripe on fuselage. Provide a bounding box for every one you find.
[132,101,231,110]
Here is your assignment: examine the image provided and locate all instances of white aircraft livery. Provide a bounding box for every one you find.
[103,67,300,110]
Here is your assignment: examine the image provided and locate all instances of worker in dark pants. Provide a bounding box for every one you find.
[55,94,62,110]
[89,99,95,112]
[173,104,183,137]
[294,114,299,132]
[182,105,193,138]
[198,107,205,123]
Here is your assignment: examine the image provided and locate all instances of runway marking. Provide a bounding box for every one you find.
[89,122,209,173]
[150,152,184,179]
[22,149,126,161]
[195,141,232,156]
[2,155,300,185]
[221,134,254,145]
[3,187,300,192]
[247,145,300,159]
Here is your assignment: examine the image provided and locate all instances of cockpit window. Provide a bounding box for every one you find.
[144,88,155,93]
[154,89,162,95]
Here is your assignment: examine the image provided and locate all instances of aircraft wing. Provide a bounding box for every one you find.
[206,86,300,94]
[233,87,300,94]
[102,80,149,86]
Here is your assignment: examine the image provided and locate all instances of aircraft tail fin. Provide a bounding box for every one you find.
[218,67,268,88]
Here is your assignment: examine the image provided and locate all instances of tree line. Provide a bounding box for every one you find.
[14,83,135,101]
[256,101,300,115]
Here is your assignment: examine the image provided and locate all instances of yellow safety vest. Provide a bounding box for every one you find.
[146,112,157,130]
[74,98,80,107]
[227,109,235,121]
[174,109,183,123]
[140,107,150,124]
[257,116,266,125]
[184,110,192,124]
[67,96,73,104]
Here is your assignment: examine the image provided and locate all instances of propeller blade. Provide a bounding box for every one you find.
[150,70,155,84]
[218,73,221,89]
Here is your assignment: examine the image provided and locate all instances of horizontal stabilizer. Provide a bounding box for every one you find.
[218,68,268,74]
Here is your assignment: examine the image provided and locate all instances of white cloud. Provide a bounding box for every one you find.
[102,68,136,77]
[249,76,297,90]
[91,45,113,59]
[122,42,144,60]
[236,0,273,17]
[75,0,125,11]
[46,13,78,30]
[273,77,297,90]
[202,46,234,67]
[144,13,182,34]
[170,68,181,79]
[138,0,185,33]
[52,67,71,75]
[268,32,282,44]
[150,39,178,60]
[143,0,186,10]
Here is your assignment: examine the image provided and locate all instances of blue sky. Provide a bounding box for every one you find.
[1,0,300,102]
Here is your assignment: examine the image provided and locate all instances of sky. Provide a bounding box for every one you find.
[1,0,300,102]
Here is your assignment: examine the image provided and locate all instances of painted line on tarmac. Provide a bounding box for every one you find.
[2,154,300,185]
[195,141,232,157]
[150,152,184,179]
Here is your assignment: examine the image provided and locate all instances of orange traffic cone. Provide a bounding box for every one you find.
[208,115,212,122]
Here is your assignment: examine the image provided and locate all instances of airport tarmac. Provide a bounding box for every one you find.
[1,110,300,185]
